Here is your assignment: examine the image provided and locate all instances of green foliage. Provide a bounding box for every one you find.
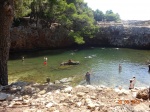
[67,1,96,43]
[94,9,104,21]
[105,10,121,22]
[69,32,85,44]
[45,0,97,44]
[14,0,121,45]
[93,9,121,22]
[14,0,32,18]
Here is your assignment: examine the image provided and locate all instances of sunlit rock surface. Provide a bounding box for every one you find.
[0,80,150,112]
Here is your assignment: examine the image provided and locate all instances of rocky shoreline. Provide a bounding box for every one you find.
[0,80,150,112]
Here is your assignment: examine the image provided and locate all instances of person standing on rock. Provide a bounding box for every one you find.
[132,76,136,87]
[129,79,134,90]
[85,72,91,85]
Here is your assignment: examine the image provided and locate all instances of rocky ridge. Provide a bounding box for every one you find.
[0,80,150,112]
[10,24,150,52]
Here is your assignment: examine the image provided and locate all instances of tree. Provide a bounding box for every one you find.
[0,0,14,86]
[105,10,121,22]
[93,9,104,21]
[106,10,113,14]
[14,0,31,18]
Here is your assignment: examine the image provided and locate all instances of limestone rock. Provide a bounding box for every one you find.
[75,85,85,89]
[11,81,28,87]
[134,103,149,112]
[39,90,46,95]
[59,77,73,84]
[0,93,8,101]
[55,80,60,84]
[90,96,97,100]
[136,89,149,100]
[76,102,82,107]
[87,103,95,109]
[6,94,14,101]
[86,85,96,90]
[46,102,54,108]
[63,86,72,93]
[21,86,35,94]
[77,92,85,97]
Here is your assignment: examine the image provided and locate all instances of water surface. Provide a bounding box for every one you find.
[9,48,150,89]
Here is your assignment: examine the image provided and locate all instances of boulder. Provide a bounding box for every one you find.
[39,90,46,95]
[63,86,72,93]
[7,94,14,101]
[87,103,95,109]
[60,61,80,66]
[0,93,8,101]
[76,102,82,107]
[60,78,68,83]
[21,86,35,94]
[46,102,54,108]
[55,80,60,84]
[136,89,149,100]
[77,92,85,97]
[11,81,28,87]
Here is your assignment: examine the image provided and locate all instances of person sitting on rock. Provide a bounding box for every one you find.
[68,59,73,64]
[129,79,134,90]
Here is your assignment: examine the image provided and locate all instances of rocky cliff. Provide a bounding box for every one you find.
[10,25,150,51]
[85,25,150,49]
[10,26,74,51]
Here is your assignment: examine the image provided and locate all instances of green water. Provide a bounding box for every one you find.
[8,48,150,88]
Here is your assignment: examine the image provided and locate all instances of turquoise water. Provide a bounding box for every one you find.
[9,48,150,88]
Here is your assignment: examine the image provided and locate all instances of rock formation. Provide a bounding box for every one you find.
[10,24,150,51]
[0,80,150,112]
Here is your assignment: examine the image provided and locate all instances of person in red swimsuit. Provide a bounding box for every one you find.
[44,61,47,65]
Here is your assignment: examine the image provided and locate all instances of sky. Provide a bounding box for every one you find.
[84,0,150,20]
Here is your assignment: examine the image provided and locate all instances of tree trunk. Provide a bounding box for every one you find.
[0,0,14,86]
